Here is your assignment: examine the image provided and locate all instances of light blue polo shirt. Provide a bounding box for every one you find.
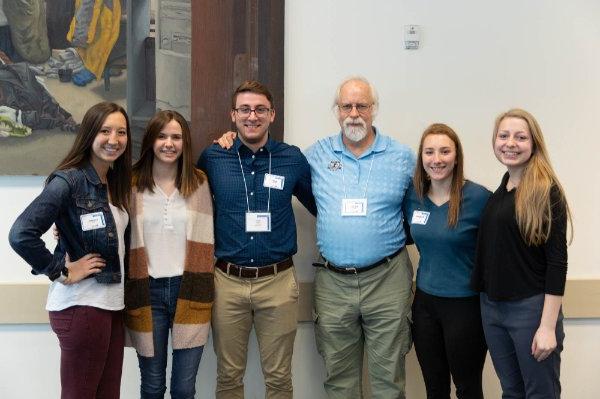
[305,129,415,267]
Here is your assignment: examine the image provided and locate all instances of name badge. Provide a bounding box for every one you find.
[341,198,367,216]
[411,210,430,225]
[246,212,272,232]
[263,173,285,190]
[80,211,106,231]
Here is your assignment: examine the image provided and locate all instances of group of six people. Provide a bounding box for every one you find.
[9,76,570,399]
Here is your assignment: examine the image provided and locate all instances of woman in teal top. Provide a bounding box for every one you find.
[403,123,490,399]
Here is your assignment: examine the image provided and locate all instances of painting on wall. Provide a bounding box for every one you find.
[0,0,127,175]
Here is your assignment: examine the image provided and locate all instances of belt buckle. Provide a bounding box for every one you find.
[345,267,358,274]
[241,266,259,279]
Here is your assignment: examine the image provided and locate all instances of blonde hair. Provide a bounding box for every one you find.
[493,109,573,245]
[414,123,464,227]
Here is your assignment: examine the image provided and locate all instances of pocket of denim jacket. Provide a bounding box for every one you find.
[75,197,105,211]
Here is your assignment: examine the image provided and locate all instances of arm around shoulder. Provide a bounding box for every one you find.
[196,149,209,173]
[294,151,317,217]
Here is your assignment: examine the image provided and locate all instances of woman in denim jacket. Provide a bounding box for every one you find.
[125,110,214,399]
[9,102,132,399]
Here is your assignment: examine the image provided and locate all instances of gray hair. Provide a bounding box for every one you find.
[332,76,379,117]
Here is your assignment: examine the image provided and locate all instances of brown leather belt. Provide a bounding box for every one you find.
[215,257,293,279]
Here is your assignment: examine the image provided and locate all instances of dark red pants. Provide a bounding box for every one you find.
[49,306,124,399]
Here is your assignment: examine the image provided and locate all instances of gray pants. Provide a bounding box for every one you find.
[481,293,564,399]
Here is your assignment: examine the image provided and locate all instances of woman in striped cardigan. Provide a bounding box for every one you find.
[125,110,214,399]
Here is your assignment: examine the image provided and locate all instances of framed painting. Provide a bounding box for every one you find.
[0,0,129,175]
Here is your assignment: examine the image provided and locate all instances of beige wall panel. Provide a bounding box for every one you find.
[2,280,598,324]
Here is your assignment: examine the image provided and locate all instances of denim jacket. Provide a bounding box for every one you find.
[9,162,129,283]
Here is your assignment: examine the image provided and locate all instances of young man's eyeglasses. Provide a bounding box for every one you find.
[233,107,272,117]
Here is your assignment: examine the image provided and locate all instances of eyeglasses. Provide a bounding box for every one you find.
[338,103,372,115]
[233,106,272,117]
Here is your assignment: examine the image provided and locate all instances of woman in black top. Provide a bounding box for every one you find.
[472,109,572,398]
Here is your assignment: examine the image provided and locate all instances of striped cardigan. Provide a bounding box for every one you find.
[125,182,214,357]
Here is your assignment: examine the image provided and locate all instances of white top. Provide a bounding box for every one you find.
[143,187,187,278]
[46,203,128,311]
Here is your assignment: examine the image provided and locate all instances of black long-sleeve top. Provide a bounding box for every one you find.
[471,173,568,301]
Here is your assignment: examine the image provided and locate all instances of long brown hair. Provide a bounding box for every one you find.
[132,110,205,197]
[493,109,573,245]
[55,102,131,211]
[414,123,465,227]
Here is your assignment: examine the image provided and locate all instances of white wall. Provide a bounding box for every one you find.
[284,0,600,397]
[1,0,599,397]
[285,0,600,278]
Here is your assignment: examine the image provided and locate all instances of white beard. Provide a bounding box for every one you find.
[342,117,367,142]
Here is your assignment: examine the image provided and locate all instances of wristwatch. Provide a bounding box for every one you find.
[54,266,69,284]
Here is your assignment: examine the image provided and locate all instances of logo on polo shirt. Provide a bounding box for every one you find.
[328,160,342,171]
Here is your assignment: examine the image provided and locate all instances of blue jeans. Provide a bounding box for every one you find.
[480,293,564,399]
[138,276,204,399]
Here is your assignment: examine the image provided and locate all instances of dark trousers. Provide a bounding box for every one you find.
[412,289,487,399]
[480,293,564,399]
[138,276,204,399]
[49,306,124,399]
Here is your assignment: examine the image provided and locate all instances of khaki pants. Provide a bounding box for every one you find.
[314,249,414,399]
[212,266,299,399]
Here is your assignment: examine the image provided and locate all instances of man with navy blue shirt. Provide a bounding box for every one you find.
[197,81,316,399]
[305,77,416,398]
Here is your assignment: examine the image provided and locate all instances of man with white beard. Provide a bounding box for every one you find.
[305,76,416,398]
